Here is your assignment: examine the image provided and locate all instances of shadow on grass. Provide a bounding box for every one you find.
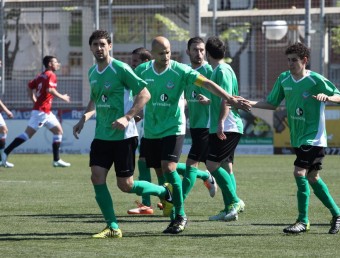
[0,232,92,241]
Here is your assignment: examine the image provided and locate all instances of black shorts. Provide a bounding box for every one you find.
[139,137,147,159]
[89,137,138,177]
[207,132,242,163]
[294,145,325,171]
[188,128,209,162]
[143,135,185,168]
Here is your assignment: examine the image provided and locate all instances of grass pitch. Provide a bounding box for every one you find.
[1,154,340,257]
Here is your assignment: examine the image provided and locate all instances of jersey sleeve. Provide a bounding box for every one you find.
[28,78,36,90]
[178,62,200,86]
[266,75,285,107]
[215,67,233,93]
[321,78,340,96]
[121,63,148,96]
[48,72,57,89]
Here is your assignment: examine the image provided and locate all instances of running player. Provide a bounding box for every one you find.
[73,30,174,238]
[2,56,71,167]
[250,42,340,234]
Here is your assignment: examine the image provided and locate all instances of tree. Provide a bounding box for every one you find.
[4,8,21,80]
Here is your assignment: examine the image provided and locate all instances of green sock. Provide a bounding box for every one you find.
[130,181,166,198]
[182,166,198,200]
[295,176,310,224]
[157,174,166,185]
[176,163,186,176]
[211,167,239,209]
[229,173,237,192]
[310,177,340,217]
[93,184,118,229]
[165,171,185,217]
[138,160,151,206]
[196,169,209,181]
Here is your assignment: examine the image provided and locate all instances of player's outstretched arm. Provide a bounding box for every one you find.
[249,100,277,110]
[0,100,13,118]
[48,88,71,103]
[312,93,340,104]
[194,74,251,111]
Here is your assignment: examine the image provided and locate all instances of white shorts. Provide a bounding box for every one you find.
[0,114,5,127]
[28,110,60,131]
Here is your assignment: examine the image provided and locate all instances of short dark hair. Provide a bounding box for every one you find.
[132,47,152,61]
[89,29,111,46]
[187,37,205,50]
[43,55,56,68]
[205,36,225,59]
[285,42,310,60]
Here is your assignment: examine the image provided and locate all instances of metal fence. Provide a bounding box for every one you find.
[1,0,340,109]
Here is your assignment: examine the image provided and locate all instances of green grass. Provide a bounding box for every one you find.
[1,154,340,257]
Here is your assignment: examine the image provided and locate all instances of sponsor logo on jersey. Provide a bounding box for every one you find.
[160,93,168,102]
[296,107,303,116]
[290,107,305,121]
[191,90,197,99]
[101,94,108,103]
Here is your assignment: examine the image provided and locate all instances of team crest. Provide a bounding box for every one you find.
[166,81,175,89]
[302,91,310,99]
[104,81,111,89]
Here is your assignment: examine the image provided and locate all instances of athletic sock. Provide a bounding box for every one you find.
[52,142,60,161]
[93,184,119,229]
[4,137,26,155]
[130,180,166,198]
[176,162,186,176]
[295,176,310,224]
[310,177,340,217]
[165,170,185,216]
[211,167,239,209]
[196,169,209,181]
[138,160,152,206]
[182,166,198,200]
[229,173,237,192]
[157,174,166,186]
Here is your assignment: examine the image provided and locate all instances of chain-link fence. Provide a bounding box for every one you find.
[1,0,340,109]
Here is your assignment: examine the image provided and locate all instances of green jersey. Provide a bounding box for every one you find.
[135,60,200,139]
[88,58,147,141]
[185,62,213,128]
[267,70,340,147]
[209,63,244,134]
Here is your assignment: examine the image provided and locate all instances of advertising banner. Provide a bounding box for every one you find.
[4,108,275,155]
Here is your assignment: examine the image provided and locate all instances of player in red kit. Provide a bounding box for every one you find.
[1,55,71,168]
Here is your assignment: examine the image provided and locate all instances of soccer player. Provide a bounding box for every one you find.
[134,36,251,234]
[0,100,14,168]
[73,30,173,238]
[250,42,340,234]
[2,56,71,167]
[204,36,245,222]
[177,37,217,200]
